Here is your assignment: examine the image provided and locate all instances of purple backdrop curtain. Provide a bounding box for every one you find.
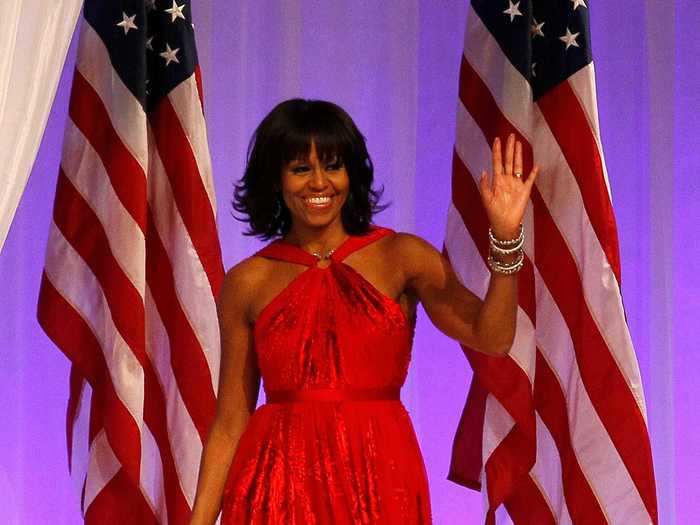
[0,1,697,523]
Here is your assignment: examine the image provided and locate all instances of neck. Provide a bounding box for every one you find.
[285,218,348,254]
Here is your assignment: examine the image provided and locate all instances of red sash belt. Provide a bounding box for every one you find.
[266,386,401,404]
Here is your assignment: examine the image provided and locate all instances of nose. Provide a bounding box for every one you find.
[308,166,329,190]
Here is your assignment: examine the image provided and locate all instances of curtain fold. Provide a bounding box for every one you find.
[0,0,82,252]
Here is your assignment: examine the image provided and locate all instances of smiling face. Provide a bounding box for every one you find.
[280,141,349,232]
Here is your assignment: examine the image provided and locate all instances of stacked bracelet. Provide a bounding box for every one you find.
[488,224,524,249]
[487,225,525,274]
[487,251,524,274]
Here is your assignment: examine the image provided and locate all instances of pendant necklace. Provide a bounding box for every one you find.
[311,248,336,260]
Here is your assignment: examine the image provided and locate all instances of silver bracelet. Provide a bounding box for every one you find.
[487,250,525,274]
[489,224,524,248]
[489,236,524,256]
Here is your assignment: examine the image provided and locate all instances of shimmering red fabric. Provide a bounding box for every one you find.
[221,227,432,524]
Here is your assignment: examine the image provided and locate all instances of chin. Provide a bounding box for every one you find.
[302,211,342,229]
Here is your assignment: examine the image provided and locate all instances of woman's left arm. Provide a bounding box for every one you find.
[402,134,538,356]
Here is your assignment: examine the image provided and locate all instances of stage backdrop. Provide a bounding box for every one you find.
[0,1,697,523]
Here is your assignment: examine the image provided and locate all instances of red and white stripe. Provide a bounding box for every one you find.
[447,6,657,524]
[38,19,223,525]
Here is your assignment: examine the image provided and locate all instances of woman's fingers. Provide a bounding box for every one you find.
[479,171,493,204]
[491,133,530,188]
[492,137,503,178]
[479,170,493,200]
[504,134,515,177]
[525,165,540,189]
[514,140,523,179]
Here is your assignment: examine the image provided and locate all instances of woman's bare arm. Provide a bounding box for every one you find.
[189,261,261,525]
[400,134,538,356]
[398,233,517,356]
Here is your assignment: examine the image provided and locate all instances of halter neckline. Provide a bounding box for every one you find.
[255,226,393,267]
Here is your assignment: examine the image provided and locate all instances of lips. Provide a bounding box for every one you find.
[302,194,334,210]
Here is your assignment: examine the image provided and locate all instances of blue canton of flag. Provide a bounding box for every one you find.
[85,0,199,109]
[474,0,592,99]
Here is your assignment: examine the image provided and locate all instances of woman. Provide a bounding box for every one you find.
[189,99,538,524]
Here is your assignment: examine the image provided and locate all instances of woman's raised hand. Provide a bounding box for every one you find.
[478,134,539,239]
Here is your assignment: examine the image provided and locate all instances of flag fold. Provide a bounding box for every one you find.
[38,1,224,523]
[446,2,657,524]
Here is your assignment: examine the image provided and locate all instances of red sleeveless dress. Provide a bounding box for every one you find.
[221,226,432,524]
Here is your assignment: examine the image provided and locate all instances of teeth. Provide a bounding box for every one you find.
[306,196,331,204]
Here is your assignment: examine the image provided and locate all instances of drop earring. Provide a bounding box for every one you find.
[272,196,282,219]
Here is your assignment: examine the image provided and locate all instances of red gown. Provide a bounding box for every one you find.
[221,226,432,524]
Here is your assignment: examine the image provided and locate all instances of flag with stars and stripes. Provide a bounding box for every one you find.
[37,1,223,523]
[444,1,658,523]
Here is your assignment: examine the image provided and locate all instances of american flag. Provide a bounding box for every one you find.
[37,1,223,523]
[445,1,658,523]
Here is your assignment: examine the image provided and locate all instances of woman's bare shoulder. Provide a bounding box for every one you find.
[219,254,275,308]
[384,231,438,258]
[379,231,443,282]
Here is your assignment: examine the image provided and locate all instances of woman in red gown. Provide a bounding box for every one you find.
[189,99,538,524]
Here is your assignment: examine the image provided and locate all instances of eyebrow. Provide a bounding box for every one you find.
[287,155,341,165]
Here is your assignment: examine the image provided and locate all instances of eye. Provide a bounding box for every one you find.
[290,164,310,174]
[325,160,343,171]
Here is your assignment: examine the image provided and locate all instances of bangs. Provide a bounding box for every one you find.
[279,111,352,165]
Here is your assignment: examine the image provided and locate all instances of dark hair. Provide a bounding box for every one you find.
[232,98,387,239]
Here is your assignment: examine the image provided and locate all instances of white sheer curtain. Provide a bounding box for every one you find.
[0,0,82,252]
[0,1,697,523]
